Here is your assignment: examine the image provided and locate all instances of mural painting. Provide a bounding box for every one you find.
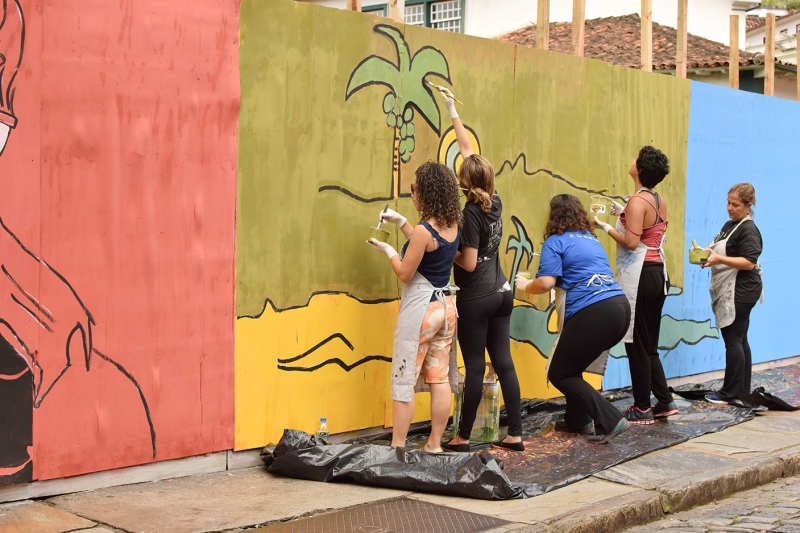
[236,0,702,449]
[1,0,238,484]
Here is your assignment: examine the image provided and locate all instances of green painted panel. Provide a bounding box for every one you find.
[237,0,690,316]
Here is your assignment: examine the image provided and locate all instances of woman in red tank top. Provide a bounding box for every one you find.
[594,146,677,424]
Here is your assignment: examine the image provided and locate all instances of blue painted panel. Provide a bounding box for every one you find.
[604,82,800,390]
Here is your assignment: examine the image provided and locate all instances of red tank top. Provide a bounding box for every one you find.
[620,192,667,262]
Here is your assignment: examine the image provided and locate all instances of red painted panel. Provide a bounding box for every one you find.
[0,0,238,481]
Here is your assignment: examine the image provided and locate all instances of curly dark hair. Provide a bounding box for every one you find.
[413,161,463,229]
[636,146,670,189]
[544,194,595,240]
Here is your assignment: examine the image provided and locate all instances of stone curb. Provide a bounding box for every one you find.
[545,490,664,533]
[657,455,785,513]
[507,447,800,533]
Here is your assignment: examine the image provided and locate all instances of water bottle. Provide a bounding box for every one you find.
[316,417,329,440]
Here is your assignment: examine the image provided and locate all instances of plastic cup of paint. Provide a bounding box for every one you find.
[518,271,533,280]
[589,195,612,218]
[688,247,709,265]
[368,226,391,243]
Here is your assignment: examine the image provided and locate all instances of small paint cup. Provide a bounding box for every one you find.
[517,271,533,280]
[688,247,709,265]
[589,195,612,218]
[368,226,391,243]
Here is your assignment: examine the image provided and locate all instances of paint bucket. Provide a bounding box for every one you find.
[452,381,500,442]
[589,195,612,218]
[688,239,709,265]
[368,226,391,243]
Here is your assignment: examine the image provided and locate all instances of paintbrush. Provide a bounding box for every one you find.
[425,80,464,105]
[376,204,389,230]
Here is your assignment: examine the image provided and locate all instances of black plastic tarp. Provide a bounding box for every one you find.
[262,429,524,500]
[262,399,754,500]
[671,364,800,411]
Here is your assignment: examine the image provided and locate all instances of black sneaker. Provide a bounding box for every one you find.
[624,406,654,424]
[586,418,631,444]
[705,393,728,404]
[653,400,679,418]
[554,420,595,435]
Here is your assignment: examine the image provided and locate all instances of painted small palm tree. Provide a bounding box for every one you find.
[506,216,534,285]
[346,24,450,199]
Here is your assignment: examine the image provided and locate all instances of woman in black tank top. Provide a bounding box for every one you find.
[436,91,523,453]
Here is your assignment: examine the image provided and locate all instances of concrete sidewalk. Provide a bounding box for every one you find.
[4,410,800,533]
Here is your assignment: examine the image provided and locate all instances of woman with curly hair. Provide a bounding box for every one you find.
[368,161,462,453]
[516,195,631,443]
[595,146,676,424]
[433,92,523,453]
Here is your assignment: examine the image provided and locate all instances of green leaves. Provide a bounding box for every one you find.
[506,216,534,283]
[346,24,453,166]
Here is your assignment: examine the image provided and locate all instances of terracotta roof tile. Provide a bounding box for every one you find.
[746,15,765,32]
[745,9,800,34]
[497,13,771,71]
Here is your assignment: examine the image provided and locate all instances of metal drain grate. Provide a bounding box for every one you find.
[255,497,511,533]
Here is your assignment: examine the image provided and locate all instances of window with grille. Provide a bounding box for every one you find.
[404,4,425,26]
[430,1,461,32]
[363,6,387,17]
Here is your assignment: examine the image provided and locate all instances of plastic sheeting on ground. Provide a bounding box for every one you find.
[262,429,524,500]
[262,399,753,500]
[671,364,800,411]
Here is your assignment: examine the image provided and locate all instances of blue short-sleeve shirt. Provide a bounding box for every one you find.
[536,230,624,321]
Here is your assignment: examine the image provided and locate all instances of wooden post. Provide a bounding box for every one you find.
[572,0,585,57]
[388,0,404,23]
[537,0,549,50]
[641,0,652,72]
[729,15,740,89]
[346,0,361,11]
[675,0,688,78]
[765,13,775,96]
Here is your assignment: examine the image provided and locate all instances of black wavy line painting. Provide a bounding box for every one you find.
[239,291,398,320]
[277,332,390,373]
[496,153,627,201]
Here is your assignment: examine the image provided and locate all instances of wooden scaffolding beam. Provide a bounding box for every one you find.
[641,0,652,72]
[765,13,775,96]
[537,0,550,50]
[730,15,740,89]
[572,0,585,57]
[676,0,688,78]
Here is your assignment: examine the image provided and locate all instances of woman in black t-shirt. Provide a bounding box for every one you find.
[702,183,763,404]
[437,91,523,453]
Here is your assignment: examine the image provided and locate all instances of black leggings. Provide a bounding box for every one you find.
[625,263,671,410]
[718,300,757,400]
[548,295,631,434]
[456,290,522,438]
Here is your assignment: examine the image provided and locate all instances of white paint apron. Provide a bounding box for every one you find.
[614,190,668,343]
[390,269,459,402]
[708,216,764,329]
[545,275,615,382]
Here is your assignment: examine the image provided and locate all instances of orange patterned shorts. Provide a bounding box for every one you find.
[414,296,457,385]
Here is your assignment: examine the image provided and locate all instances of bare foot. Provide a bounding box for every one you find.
[503,436,522,444]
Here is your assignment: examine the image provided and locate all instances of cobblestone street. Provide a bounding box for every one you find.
[622,475,800,533]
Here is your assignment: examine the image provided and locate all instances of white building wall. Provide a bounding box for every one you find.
[464,0,748,49]
[301,1,749,50]
[746,13,799,66]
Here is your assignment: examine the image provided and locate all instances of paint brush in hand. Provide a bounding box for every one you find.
[425,80,464,105]
[376,204,389,230]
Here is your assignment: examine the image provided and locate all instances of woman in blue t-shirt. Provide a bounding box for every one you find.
[515,195,632,443]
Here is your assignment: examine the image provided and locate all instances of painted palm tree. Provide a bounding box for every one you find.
[506,216,535,285]
[346,24,450,199]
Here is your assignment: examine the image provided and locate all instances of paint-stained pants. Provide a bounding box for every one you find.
[414,296,457,385]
